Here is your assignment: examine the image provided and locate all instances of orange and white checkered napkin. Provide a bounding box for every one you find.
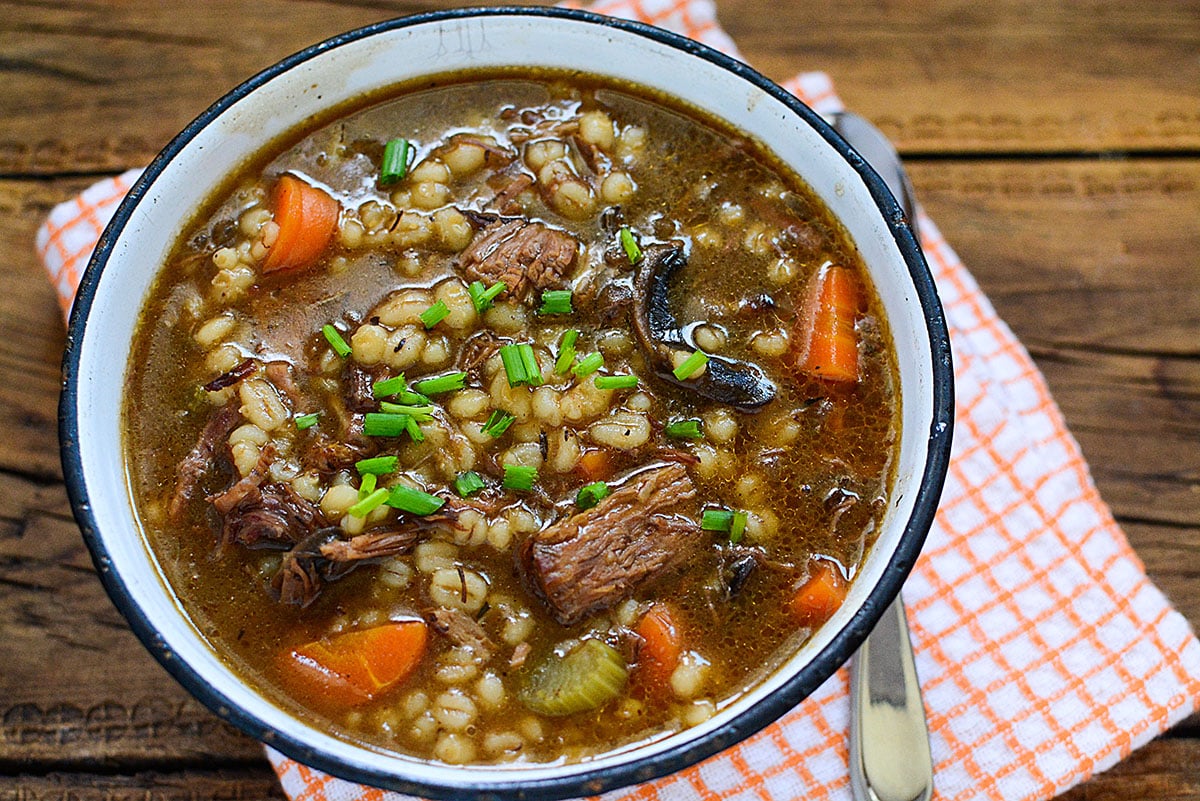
[36,1,1200,799]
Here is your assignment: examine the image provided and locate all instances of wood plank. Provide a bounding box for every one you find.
[0,768,284,800]
[1,0,1198,177]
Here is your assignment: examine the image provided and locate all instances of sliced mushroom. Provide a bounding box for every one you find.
[631,243,776,410]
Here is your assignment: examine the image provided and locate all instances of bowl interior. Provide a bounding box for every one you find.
[63,8,951,799]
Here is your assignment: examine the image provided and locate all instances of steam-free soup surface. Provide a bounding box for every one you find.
[126,73,898,764]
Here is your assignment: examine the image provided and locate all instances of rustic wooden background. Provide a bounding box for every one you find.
[1,1,1197,798]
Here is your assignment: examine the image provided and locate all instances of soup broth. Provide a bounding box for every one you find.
[125,72,899,764]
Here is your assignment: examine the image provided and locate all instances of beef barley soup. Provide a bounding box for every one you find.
[125,71,899,765]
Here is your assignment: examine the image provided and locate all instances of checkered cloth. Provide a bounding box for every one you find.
[36,1,1200,799]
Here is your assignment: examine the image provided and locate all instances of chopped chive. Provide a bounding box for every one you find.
[378,402,434,421]
[404,415,425,443]
[419,299,450,329]
[355,455,399,475]
[554,329,579,374]
[468,280,507,313]
[481,410,516,439]
[322,324,352,358]
[454,471,486,498]
[701,508,735,532]
[415,371,467,396]
[386,484,445,515]
[518,344,542,386]
[294,412,321,430]
[538,289,573,315]
[359,472,378,498]
[372,374,407,399]
[664,419,703,439]
[575,481,610,510]
[398,389,431,405]
[502,463,538,491]
[594,374,638,390]
[619,226,642,264]
[380,137,412,185]
[499,343,529,387]
[672,349,709,381]
[729,510,749,544]
[348,487,390,518]
[363,412,409,437]
[572,352,605,377]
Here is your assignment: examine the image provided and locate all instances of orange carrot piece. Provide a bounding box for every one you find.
[262,174,340,273]
[279,620,427,708]
[788,560,849,628]
[634,603,683,695]
[795,263,861,383]
[576,449,614,482]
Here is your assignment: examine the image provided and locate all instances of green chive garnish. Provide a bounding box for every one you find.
[386,484,445,515]
[378,402,434,421]
[499,343,528,387]
[673,349,709,381]
[538,289,573,315]
[554,329,579,374]
[404,415,425,443]
[419,299,450,329]
[619,226,642,264]
[518,344,542,386]
[664,419,703,439]
[348,487,390,518]
[701,508,735,532]
[322,324,352,358]
[398,389,431,405]
[594,374,638,390]
[481,410,516,439]
[363,412,408,437]
[572,352,604,377]
[729,510,749,544]
[359,472,378,498]
[372,374,407,399]
[380,137,412,185]
[294,412,321,430]
[356,455,399,475]
[575,481,610,510]
[415,371,467,395]
[502,464,538,491]
[468,280,507,313]
[454,471,486,497]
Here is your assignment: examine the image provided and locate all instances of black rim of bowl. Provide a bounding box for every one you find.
[59,6,955,800]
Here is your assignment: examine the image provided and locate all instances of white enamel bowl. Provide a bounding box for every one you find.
[61,8,953,799]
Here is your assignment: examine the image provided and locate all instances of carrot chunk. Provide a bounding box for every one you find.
[787,560,848,628]
[634,603,683,696]
[279,620,427,708]
[262,174,340,273]
[576,449,615,482]
[795,263,861,383]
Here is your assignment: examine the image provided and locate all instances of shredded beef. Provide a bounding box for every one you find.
[221,481,321,550]
[424,607,496,659]
[516,463,700,626]
[487,173,534,215]
[343,362,377,413]
[208,445,274,515]
[265,361,304,405]
[168,400,241,521]
[273,529,337,608]
[458,215,579,303]
[319,526,424,563]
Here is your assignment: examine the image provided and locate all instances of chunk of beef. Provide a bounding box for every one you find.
[458,214,579,303]
[302,432,372,474]
[424,607,496,660]
[168,400,241,521]
[273,529,337,608]
[265,361,304,405]
[516,463,700,625]
[343,361,376,413]
[221,481,321,550]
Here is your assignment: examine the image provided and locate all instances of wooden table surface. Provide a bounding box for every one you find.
[2,1,1197,798]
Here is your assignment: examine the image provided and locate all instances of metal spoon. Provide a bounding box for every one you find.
[830,110,934,801]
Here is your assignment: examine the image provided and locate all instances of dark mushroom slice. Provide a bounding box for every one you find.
[631,243,776,410]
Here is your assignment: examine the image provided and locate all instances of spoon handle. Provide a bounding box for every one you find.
[849,595,933,801]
